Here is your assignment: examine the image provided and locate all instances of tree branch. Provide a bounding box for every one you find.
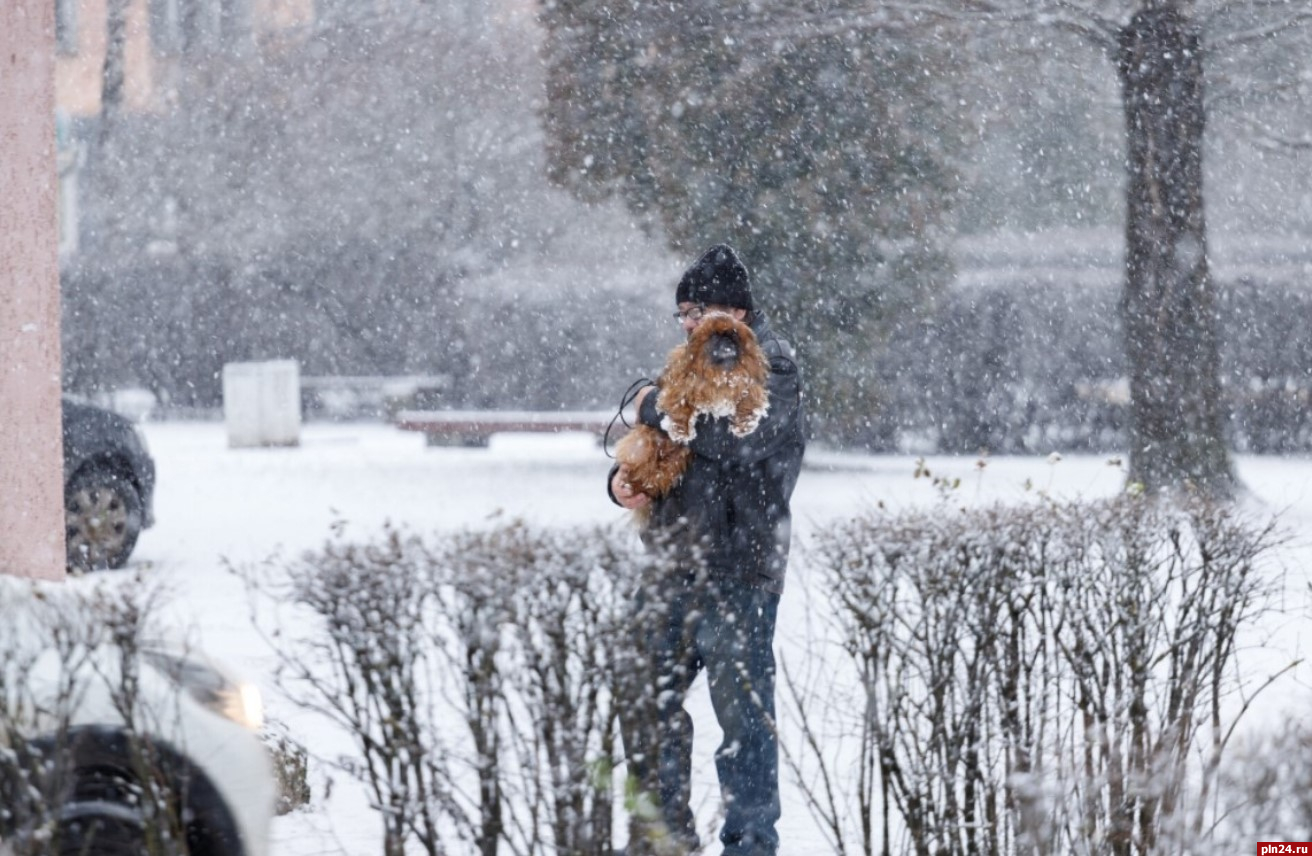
[1233,113,1312,153]
[1040,0,1123,54]
[733,0,1024,48]
[1202,0,1312,33]
[1207,8,1312,50]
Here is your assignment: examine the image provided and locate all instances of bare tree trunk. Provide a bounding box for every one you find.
[1117,6,1235,497]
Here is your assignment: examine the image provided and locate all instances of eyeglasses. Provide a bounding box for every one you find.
[672,304,707,323]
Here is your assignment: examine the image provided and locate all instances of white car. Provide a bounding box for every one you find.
[0,578,275,856]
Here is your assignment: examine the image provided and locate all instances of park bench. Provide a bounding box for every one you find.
[395,409,623,447]
[302,374,448,421]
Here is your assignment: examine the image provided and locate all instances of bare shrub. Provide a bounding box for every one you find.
[245,527,453,856]
[441,523,639,856]
[1200,717,1312,852]
[262,721,311,816]
[799,493,1285,855]
[244,520,644,856]
[0,591,86,852]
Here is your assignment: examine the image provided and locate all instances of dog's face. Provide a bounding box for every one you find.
[688,312,752,373]
[705,330,742,367]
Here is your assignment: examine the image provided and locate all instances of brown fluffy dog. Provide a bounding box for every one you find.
[615,313,770,518]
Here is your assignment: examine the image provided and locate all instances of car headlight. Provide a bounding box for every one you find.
[143,650,264,732]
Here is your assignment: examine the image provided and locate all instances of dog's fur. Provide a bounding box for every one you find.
[615,313,770,517]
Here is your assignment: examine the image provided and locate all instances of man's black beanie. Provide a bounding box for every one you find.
[675,244,753,312]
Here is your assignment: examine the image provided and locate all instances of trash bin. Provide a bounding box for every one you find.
[223,360,301,448]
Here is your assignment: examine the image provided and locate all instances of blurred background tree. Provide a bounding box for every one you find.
[539,1,968,446]
[63,0,674,411]
[540,0,1312,485]
[955,0,1312,493]
[57,0,1312,467]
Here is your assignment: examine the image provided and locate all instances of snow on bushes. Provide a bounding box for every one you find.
[245,521,651,856]
[799,493,1288,856]
[250,497,1296,856]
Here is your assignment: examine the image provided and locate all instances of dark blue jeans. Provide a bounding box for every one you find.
[620,571,781,856]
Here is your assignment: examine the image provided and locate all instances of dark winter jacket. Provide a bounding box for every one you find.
[614,312,806,593]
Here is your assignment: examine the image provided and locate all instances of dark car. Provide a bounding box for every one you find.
[62,398,156,571]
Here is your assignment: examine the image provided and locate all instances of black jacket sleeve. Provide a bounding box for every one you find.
[637,388,663,429]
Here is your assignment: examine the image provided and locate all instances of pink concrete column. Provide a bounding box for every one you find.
[1,0,65,581]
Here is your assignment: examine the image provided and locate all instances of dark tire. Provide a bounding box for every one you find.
[65,467,143,572]
[56,801,149,856]
[55,742,188,856]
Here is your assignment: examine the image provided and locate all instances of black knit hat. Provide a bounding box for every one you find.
[675,244,753,312]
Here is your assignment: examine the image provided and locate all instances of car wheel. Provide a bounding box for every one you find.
[65,467,143,572]
[56,801,149,856]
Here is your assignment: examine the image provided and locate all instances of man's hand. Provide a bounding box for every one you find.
[611,466,651,510]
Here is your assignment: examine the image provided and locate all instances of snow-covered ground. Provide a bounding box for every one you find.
[119,420,1312,854]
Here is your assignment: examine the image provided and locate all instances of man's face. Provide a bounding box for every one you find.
[675,302,747,336]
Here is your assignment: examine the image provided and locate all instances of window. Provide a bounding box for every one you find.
[149,0,184,53]
[56,120,80,257]
[218,0,249,44]
[55,0,78,55]
[149,0,248,54]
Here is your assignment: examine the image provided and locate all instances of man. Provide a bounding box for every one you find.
[609,244,806,856]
